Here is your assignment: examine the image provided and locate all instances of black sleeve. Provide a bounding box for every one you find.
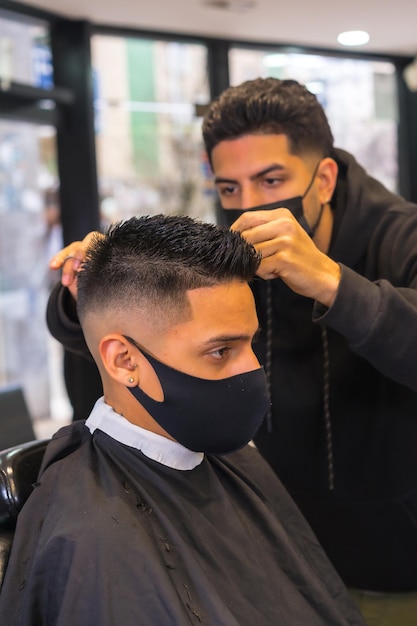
[46,283,103,419]
[46,282,92,359]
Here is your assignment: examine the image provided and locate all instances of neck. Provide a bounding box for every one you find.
[313,202,333,253]
[103,388,175,441]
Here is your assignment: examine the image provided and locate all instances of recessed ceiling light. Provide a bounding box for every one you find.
[203,0,256,10]
[337,30,370,46]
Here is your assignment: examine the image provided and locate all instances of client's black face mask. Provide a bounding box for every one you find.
[219,162,321,237]
[125,337,270,455]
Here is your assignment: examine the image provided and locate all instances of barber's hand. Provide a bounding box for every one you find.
[49,231,102,300]
[231,208,341,307]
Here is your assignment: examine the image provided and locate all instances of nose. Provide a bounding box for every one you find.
[240,345,261,375]
[240,187,265,210]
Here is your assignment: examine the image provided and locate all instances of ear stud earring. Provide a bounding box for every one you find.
[128,377,135,384]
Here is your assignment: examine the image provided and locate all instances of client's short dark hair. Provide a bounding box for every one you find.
[77,214,261,325]
[202,77,334,164]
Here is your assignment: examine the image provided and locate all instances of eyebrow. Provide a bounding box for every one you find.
[202,327,261,346]
[214,164,285,185]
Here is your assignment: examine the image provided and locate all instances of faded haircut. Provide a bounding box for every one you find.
[77,214,261,325]
[202,77,334,165]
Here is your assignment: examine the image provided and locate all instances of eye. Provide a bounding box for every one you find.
[208,346,231,361]
[262,176,283,188]
[217,184,238,196]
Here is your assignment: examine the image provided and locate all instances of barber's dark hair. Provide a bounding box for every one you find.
[77,214,261,324]
[202,77,334,164]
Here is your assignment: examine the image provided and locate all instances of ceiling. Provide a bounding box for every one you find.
[19,0,417,59]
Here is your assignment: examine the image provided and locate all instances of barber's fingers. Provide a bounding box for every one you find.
[49,231,101,287]
[230,207,293,234]
[49,244,85,288]
[49,243,83,271]
[67,272,79,300]
[49,231,101,269]
[61,255,83,288]
[255,239,341,306]
[237,210,307,251]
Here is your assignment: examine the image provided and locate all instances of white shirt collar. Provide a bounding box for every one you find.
[85,397,204,471]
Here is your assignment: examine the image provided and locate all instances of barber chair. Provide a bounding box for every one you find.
[0,439,49,588]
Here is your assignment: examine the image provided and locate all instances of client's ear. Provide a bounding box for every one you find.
[99,334,139,387]
[317,157,338,204]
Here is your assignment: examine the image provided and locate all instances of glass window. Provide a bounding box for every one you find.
[229,49,398,192]
[92,35,215,226]
[0,120,71,429]
[0,10,53,88]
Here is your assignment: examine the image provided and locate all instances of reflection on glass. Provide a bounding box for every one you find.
[92,35,216,227]
[229,49,398,192]
[0,10,53,88]
[0,120,69,424]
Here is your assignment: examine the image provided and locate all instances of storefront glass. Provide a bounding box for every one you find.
[229,49,398,191]
[92,35,215,226]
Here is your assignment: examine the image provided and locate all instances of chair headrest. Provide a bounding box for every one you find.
[0,439,49,529]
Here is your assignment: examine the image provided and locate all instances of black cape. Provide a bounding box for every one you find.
[0,421,364,625]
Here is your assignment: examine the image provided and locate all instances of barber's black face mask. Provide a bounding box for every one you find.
[125,338,270,455]
[219,162,322,237]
